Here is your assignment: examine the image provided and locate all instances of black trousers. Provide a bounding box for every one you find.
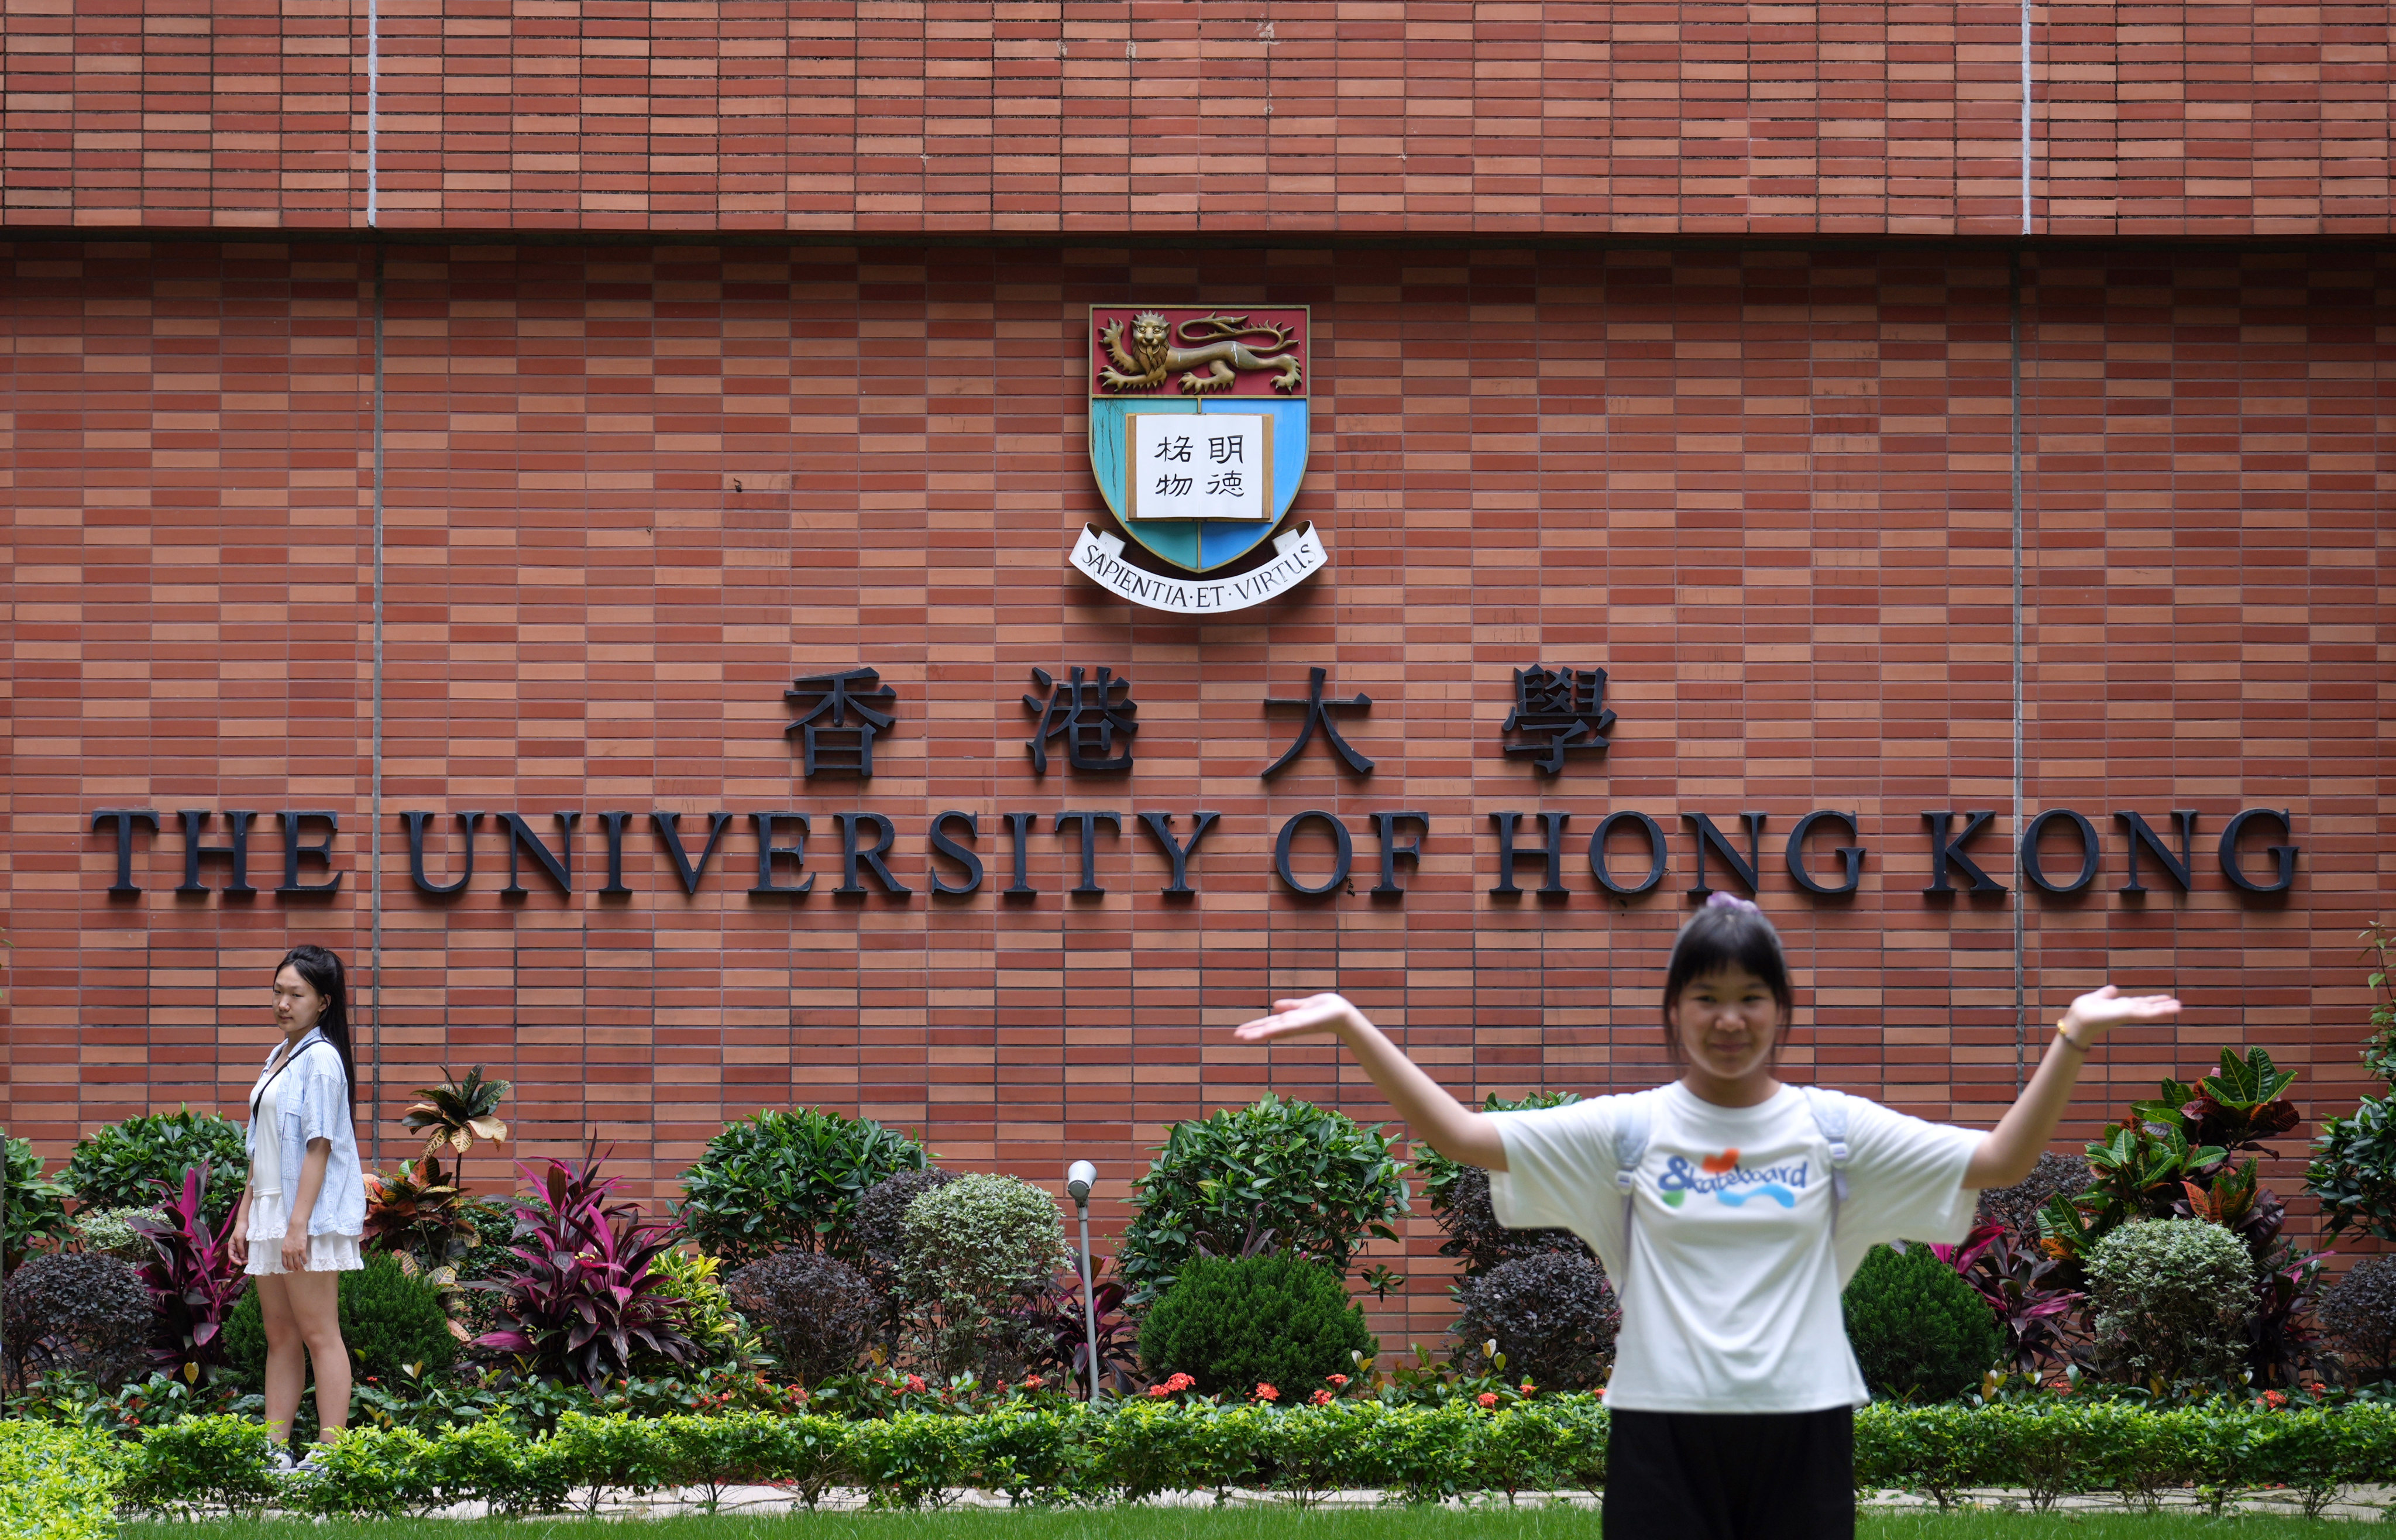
[1603,1405,1855,1540]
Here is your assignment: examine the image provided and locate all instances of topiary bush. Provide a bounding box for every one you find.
[897,1173,1070,1377]
[1842,1243,2003,1402]
[724,1250,882,1382]
[67,1110,249,1227]
[3,1250,153,1391]
[224,1252,458,1386]
[855,1168,961,1276]
[679,1109,929,1266]
[2321,1256,2396,1386]
[1117,1094,1410,1306]
[1452,1250,1619,1391]
[2086,1218,2255,1386]
[1139,1253,1377,1398]
[1976,1152,2092,1236]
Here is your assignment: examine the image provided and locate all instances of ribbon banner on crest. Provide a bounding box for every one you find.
[1070,524,1329,615]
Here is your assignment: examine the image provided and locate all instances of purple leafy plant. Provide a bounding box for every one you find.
[1930,1221,2087,1377]
[472,1150,697,1394]
[126,1165,247,1380]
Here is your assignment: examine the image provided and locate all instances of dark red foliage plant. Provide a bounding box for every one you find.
[472,1150,697,1394]
[125,1165,247,1380]
[1929,1221,2086,1377]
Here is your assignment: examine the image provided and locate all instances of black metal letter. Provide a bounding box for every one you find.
[2219,808,2297,893]
[278,811,343,895]
[596,812,634,895]
[929,812,983,896]
[653,812,734,896]
[1489,811,1569,896]
[1371,811,1429,895]
[2116,810,2197,895]
[496,812,574,896]
[1921,810,2007,894]
[1054,810,1122,896]
[404,811,482,895]
[2020,809,2100,894]
[92,809,159,895]
[1275,812,1353,896]
[837,812,913,896]
[749,812,814,895]
[1589,811,1667,895]
[1785,811,1864,896]
[1004,812,1038,896]
[178,809,257,895]
[1682,812,1765,900]
[1137,811,1218,896]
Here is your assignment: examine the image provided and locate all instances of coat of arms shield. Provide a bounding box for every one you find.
[1071,305,1328,614]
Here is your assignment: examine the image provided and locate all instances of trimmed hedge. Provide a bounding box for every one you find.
[102,1399,2396,1517]
[0,1421,123,1540]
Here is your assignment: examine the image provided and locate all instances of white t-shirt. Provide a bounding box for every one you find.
[1487,1082,1984,1414]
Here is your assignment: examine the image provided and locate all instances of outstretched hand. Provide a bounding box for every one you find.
[1233,993,1366,1044]
[2061,984,2182,1040]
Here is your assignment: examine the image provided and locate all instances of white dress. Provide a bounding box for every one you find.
[245,1055,364,1277]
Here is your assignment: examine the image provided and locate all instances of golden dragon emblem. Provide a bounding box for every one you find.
[1096,311,1304,396]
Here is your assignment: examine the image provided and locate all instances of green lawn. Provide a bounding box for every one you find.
[119,1507,2378,1540]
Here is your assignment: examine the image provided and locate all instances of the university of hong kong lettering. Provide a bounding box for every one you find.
[94,806,2303,906]
[1075,307,1327,614]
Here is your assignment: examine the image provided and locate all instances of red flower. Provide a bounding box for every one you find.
[1520,1381,1535,1396]
[903,1374,926,1394]
[1023,1374,1043,1390]
[1309,1389,1334,1406]
[2259,1390,2288,1410]
[1325,1373,1348,1387]
[1148,1384,1172,1398]
[1476,1391,1500,1408]
[1254,1383,1280,1402]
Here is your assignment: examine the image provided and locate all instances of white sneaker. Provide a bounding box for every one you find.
[295,1447,328,1476]
[269,1447,298,1475]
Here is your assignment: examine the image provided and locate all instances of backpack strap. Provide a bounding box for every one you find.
[1799,1085,1852,1218]
[1613,1087,1660,1235]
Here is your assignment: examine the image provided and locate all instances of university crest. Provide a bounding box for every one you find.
[1070,305,1329,614]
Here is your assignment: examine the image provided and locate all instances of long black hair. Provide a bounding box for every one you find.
[277,944,356,1116]
[1660,893,1796,1061]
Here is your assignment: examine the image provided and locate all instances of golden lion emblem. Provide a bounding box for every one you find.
[1097,311,1303,395]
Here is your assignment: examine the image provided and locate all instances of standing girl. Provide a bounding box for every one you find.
[226,944,368,1470]
[1235,895,2181,1540]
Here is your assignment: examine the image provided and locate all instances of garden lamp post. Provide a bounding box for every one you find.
[1065,1159,1101,1404]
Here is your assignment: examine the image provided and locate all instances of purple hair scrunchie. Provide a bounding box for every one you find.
[1703,892,1760,913]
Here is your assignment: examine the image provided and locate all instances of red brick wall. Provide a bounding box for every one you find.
[4,240,2391,1348]
[4,4,2390,236]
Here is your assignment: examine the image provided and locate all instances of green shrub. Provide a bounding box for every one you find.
[1842,1243,2002,1402]
[1118,1093,1410,1305]
[223,1252,459,1386]
[67,1109,248,1226]
[80,1397,2396,1517]
[2087,1218,2254,1384]
[679,1108,928,1265]
[120,1413,280,1519]
[2,1133,74,1271]
[1140,1253,1377,1398]
[0,1420,123,1540]
[898,1172,1070,1376]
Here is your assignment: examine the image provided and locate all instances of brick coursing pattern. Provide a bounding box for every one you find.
[1,3,2389,236]
[4,242,2390,1345]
